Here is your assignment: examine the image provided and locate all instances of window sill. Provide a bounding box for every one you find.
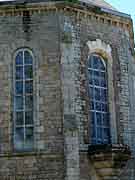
[88,144,131,179]
[0,150,62,158]
[88,143,131,156]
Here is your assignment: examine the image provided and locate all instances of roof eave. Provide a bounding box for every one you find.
[101,7,131,19]
[78,0,131,19]
[0,0,131,19]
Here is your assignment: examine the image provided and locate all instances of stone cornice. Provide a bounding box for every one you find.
[0,1,133,48]
[0,2,131,27]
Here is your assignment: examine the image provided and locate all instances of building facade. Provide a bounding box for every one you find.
[0,0,134,179]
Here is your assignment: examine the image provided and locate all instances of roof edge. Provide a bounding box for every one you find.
[101,7,131,19]
[78,1,131,19]
[0,0,131,19]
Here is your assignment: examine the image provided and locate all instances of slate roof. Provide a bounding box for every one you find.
[0,0,116,11]
[79,0,117,11]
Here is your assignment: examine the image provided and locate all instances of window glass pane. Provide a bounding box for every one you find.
[89,86,93,98]
[93,78,99,86]
[96,112,102,125]
[15,51,23,65]
[101,72,106,79]
[16,66,23,80]
[91,125,96,138]
[25,111,33,125]
[25,127,34,150]
[94,87,100,100]
[95,102,101,111]
[103,128,110,139]
[90,101,94,110]
[93,71,100,77]
[89,77,93,85]
[101,89,107,102]
[101,103,108,112]
[15,96,23,110]
[97,127,102,139]
[98,59,105,71]
[25,81,33,94]
[97,139,102,144]
[15,81,23,95]
[91,112,95,125]
[102,113,109,126]
[16,112,23,126]
[88,70,93,77]
[88,70,92,84]
[14,127,24,150]
[24,51,33,65]
[25,66,33,79]
[25,95,33,110]
[91,139,96,145]
[101,79,106,87]
[93,55,105,70]
[93,56,100,69]
[88,58,93,68]
[26,127,33,137]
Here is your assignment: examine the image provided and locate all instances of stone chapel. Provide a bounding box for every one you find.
[0,0,134,179]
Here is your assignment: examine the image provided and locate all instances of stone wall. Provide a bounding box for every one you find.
[0,8,64,180]
[0,153,64,180]
[0,1,134,180]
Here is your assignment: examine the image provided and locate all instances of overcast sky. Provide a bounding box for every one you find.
[106,0,135,30]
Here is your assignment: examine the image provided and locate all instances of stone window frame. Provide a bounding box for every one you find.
[86,39,117,145]
[13,48,35,152]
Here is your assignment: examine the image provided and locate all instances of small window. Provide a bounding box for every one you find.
[13,49,34,151]
[88,54,110,145]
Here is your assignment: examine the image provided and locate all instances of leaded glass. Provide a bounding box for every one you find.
[16,112,23,126]
[15,51,23,65]
[24,51,33,65]
[16,66,23,80]
[25,96,33,109]
[88,54,110,144]
[25,111,33,125]
[15,127,24,150]
[25,81,33,94]
[25,66,33,79]
[15,96,23,110]
[15,81,23,95]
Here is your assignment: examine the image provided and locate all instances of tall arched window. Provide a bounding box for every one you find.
[88,54,111,145]
[13,49,34,151]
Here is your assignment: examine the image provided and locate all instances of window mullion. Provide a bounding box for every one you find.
[23,50,26,149]
[14,63,16,147]
[93,73,97,144]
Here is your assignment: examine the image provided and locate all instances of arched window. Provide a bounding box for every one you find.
[13,49,34,151]
[88,54,111,145]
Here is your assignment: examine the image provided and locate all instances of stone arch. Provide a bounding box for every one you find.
[87,39,112,64]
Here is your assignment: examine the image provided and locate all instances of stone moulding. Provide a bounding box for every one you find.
[0,1,133,47]
[0,2,131,29]
[88,144,131,180]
